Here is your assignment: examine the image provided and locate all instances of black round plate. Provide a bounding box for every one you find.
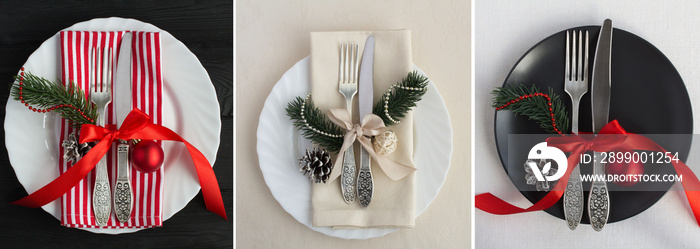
[494,26,693,224]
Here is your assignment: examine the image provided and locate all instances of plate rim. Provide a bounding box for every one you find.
[493,25,694,223]
[4,17,221,234]
[256,56,452,239]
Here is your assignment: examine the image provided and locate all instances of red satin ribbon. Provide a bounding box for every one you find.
[476,120,700,226]
[11,109,228,220]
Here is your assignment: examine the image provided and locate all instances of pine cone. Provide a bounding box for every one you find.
[298,147,334,183]
[61,132,97,163]
[61,133,81,163]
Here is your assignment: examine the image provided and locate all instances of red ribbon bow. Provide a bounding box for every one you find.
[476,120,700,227]
[12,109,227,220]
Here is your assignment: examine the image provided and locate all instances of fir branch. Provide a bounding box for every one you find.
[492,84,570,134]
[10,71,97,126]
[285,71,430,153]
[286,95,345,153]
[372,71,429,125]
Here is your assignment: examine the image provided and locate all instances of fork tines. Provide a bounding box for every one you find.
[91,47,113,93]
[339,43,359,85]
[565,30,589,82]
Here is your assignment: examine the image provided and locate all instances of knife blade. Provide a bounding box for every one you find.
[357,35,375,207]
[588,19,613,232]
[113,32,133,223]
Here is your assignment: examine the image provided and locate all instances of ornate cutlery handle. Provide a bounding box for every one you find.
[114,142,132,223]
[357,147,373,207]
[114,180,132,222]
[564,164,583,230]
[341,146,356,203]
[93,157,111,226]
[588,152,609,231]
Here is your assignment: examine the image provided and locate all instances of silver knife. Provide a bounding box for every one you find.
[588,19,612,231]
[357,35,375,207]
[113,32,133,223]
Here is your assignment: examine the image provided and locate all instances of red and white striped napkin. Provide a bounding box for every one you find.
[59,31,164,228]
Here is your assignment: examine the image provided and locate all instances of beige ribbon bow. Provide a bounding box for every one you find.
[326,109,416,182]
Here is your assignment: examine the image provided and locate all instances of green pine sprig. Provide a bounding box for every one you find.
[286,95,345,153]
[10,71,97,126]
[286,71,429,153]
[372,71,429,125]
[492,84,569,134]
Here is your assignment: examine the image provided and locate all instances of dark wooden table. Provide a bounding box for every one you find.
[0,1,232,248]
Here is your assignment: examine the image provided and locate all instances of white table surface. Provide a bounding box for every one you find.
[236,0,470,248]
[476,0,700,248]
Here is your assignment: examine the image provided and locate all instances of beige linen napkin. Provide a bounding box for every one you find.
[310,30,416,228]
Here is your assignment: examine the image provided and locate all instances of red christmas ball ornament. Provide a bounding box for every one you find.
[606,152,645,187]
[131,140,164,173]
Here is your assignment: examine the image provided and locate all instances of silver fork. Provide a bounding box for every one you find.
[563,30,588,230]
[339,43,359,204]
[90,47,113,226]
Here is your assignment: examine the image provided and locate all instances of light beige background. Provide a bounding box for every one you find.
[235,0,470,248]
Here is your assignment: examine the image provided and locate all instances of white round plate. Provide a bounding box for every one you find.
[4,17,221,234]
[257,57,452,239]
